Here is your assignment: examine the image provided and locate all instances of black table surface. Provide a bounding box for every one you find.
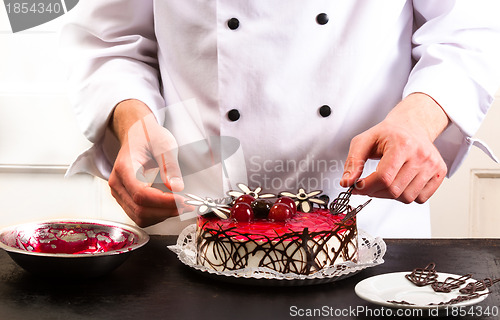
[1,237,499,320]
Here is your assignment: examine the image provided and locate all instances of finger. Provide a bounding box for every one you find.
[109,175,182,227]
[155,150,184,193]
[129,116,185,192]
[112,187,181,219]
[395,158,443,203]
[112,190,181,227]
[136,158,160,185]
[340,134,376,187]
[366,159,421,199]
[368,170,425,203]
[144,124,184,193]
[353,145,407,196]
[115,159,186,209]
[364,155,447,203]
[398,175,430,203]
[415,164,447,204]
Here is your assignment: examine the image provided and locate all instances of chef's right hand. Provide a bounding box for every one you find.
[108,99,187,227]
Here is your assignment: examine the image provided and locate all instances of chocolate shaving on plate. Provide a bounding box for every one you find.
[405,262,438,286]
[430,292,489,306]
[387,300,415,306]
[460,278,500,294]
[396,262,499,306]
[431,274,472,293]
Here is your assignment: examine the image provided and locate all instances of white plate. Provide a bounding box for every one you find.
[355,272,489,309]
[168,224,386,286]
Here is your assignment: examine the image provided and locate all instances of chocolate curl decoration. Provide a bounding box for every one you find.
[430,292,489,306]
[405,262,438,287]
[431,274,472,293]
[330,185,355,214]
[459,278,500,294]
[330,185,371,222]
[387,300,415,306]
[341,199,372,222]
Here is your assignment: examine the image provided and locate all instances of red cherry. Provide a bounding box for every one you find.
[268,203,293,222]
[230,203,254,222]
[234,194,256,206]
[275,197,297,214]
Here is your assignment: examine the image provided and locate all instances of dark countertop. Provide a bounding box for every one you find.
[1,237,499,320]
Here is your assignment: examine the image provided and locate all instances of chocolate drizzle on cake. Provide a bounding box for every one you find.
[196,216,357,275]
[192,186,369,275]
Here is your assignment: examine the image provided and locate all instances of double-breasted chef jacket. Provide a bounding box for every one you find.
[61,0,500,237]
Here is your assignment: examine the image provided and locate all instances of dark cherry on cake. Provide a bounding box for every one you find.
[250,199,274,219]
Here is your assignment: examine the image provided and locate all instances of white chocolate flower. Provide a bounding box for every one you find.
[227,183,276,200]
[184,194,231,219]
[279,188,326,213]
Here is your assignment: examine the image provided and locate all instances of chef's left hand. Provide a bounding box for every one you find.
[340,93,450,204]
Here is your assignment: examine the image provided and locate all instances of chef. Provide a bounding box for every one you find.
[61,1,500,237]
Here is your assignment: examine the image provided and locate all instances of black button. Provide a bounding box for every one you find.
[319,105,332,117]
[316,13,329,25]
[227,109,240,121]
[227,18,240,30]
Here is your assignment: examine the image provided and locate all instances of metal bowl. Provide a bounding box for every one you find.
[0,219,149,278]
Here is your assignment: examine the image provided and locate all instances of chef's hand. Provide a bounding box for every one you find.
[108,99,187,227]
[340,93,449,204]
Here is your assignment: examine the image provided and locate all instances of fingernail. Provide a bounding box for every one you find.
[355,179,365,190]
[169,177,184,191]
[343,171,350,179]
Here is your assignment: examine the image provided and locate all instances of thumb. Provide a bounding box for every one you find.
[138,115,185,193]
[151,127,184,193]
[154,149,184,193]
[340,135,374,187]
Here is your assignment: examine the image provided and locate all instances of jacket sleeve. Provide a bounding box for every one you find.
[60,0,165,144]
[403,0,500,176]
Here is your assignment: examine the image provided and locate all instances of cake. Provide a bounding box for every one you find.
[186,184,369,275]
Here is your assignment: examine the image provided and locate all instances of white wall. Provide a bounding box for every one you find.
[0,7,132,229]
[430,92,500,238]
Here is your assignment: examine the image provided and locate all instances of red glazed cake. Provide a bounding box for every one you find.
[187,185,367,275]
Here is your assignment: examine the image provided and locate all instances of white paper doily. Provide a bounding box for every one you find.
[168,224,386,286]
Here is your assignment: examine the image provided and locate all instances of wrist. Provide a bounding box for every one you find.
[110,99,153,144]
[387,93,450,142]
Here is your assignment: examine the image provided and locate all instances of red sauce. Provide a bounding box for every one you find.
[198,209,353,242]
[13,224,135,254]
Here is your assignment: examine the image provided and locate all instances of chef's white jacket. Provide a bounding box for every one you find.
[60,0,500,237]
